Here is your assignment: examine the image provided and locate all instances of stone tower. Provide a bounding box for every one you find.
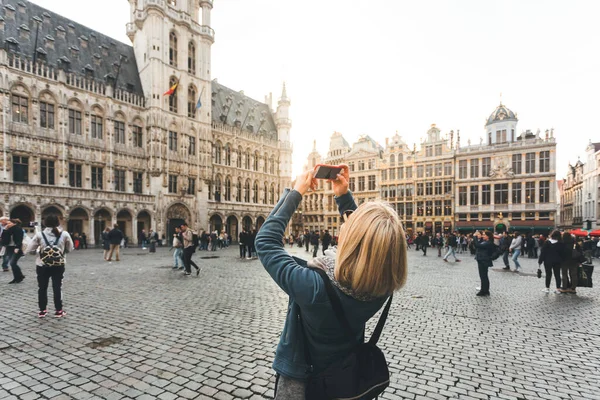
[276,83,292,186]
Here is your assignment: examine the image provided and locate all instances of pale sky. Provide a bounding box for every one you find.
[30,0,600,180]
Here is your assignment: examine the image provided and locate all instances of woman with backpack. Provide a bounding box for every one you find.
[538,230,563,293]
[256,165,408,400]
[25,215,74,318]
[2,218,26,284]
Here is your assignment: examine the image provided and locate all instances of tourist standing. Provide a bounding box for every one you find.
[102,227,110,260]
[106,224,124,261]
[239,229,247,259]
[538,230,563,293]
[560,233,581,293]
[2,219,25,284]
[180,223,200,276]
[310,230,320,258]
[26,215,74,318]
[474,231,495,296]
[509,231,523,272]
[421,232,429,256]
[321,230,332,255]
[172,226,184,270]
[80,232,88,249]
[0,216,10,272]
[304,229,310,252]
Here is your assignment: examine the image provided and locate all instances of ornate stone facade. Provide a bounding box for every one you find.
[0,0,292,244]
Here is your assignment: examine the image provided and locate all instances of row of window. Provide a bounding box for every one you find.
[348,159,377,172]
[169,32,197,75]
[167,79,200,117]
[168,131,197,155]
[456,212,551,221]
[213,143,278,174]
[348,175,377,192]
[458,152,551,179]
[457,181,551,206]
[207,179,279,205]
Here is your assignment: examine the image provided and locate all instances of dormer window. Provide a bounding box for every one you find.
[44,35,54,50]
[56,25,66,39]
[93,53,101,66]
[4,5,15,19]
[17,1,26,13]
[100,44,109,57]
[19,24,30,40]
[70,46,79,59]
[58,56,71,71]
[67,23,75,35]
[79,35,88,48]
[5,37,19,53]
[35,47,47,62]
[42,11,51,25]
[83,64,94,78]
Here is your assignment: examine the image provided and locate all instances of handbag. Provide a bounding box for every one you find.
[577,263,594,288]
[299,268,392,400]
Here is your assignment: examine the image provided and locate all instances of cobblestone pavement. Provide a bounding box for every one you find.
[0,244,599,400]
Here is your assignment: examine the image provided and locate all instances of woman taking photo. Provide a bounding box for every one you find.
[26,215,74,317]
[255,165,408,399]
[2,218,26,284]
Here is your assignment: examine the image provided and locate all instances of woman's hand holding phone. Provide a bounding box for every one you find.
[332,164,349,197]
[293,170,316,196]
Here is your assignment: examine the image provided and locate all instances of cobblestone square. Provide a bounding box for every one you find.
[1,245,599,399]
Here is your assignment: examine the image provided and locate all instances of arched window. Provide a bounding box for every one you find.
[67,99,83,135]
[270,184,275,205]
[254,151,260,171]
[188,41,196,75]
[263,182,268,204]
[187,85,196,118]
[169,32,178,67]
[244,179,251,203]
[398,153,403,163]
[253,181,259,203]
[90,106,104,139]
[168,76,178,113]
[236,178,242,202]
[214,141,222,164]
[39,91,55,130]
[270,156,275,174]
[215,176,222,201]
[225,144,231,166]
[237,147,242,168]
[113,112,126,145]
[390,154,395,166]
[133,120,144,148]
[11,86,29,124]
[263,152,268,173]
[245,149,251,170]
[224,177,231,201]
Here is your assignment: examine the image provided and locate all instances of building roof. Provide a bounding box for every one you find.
[0,0,144,97]
[211,80,277,141]
[329,131,350,150]
[486,103,518,126]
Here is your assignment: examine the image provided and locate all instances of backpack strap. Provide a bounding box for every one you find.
[41,232,51,247]
[53,231,62,246]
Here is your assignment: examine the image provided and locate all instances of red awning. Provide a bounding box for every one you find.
[590,229,600,237]
[570,229,590,237]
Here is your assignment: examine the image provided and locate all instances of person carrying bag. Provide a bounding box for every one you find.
[255,165,408,400]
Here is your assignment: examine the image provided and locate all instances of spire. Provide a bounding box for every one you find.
[313,139,317,151]
[280,82,288,101]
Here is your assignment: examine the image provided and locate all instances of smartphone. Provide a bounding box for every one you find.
[29,222,39,227]
[314,164,343,180]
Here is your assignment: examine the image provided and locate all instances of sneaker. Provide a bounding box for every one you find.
[502,267,510,270]
[455,259,461,263]
[38,310,48,318]
[196,268,200,276]
[542,288,550,293]
[443,259,448,263]
[179,267,184,270]
[172,266,179,270]
[54,310,66,318]
[184,272,191,276]
[476,291,490,297]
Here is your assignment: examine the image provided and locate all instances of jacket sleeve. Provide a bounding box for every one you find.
[26,233,41,254]
[335,191,358,216]
[255,189,324,306]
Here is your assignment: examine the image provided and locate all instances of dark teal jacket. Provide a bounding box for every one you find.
[255,189,387,379]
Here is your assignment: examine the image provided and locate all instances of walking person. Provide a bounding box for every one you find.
[474,231,495,296]
[239,229,247,259]
[180,223,200,276]
[443,231,461,263]
[509,231,523,272]
[0,216,11,272]
[500,232,512,270]
[80,232,88,249]
[310,230,320,258]
[256,166,407,399]
[2,218,26,284]
[25,215,74,318]
[321,230,332,255]
[421,232,429,256]
[106,224,124,261]
[304,229,310,252]
[172,226,184,270]
[101,227,110,260]
[538,230,563,293]
[559,233,582,293]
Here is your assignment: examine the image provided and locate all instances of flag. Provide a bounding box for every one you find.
[163,81,178,96]
[196,87,205,109]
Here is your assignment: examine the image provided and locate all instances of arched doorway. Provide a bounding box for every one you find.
[10,204,34,228]
[137,210,152,243]
[166,203,191,239]
[242,216,253,232]
[226,215,238,241]
[42,206,64,225]
[256,216,265,230]
[117,210,133,242]
[68,208,89,239]
[94,208,112,247]
[495,223,508,233]
[210,214,223,233]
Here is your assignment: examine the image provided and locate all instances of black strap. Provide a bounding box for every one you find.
[41,232,62,247]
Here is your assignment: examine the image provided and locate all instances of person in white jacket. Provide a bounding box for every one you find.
[26,215,74,318]
[509,231,523,272]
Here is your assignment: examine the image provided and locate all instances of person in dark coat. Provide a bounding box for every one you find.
[101,227,110,260]
[474,231,495,296]
[239,229,247,259]
[420,233,430,256]
[106,224,124,261]
[2,219,25,283]
[560,233,581,293]
[321,230,332,255]
[310,230,320,258]
[538,230,563,293]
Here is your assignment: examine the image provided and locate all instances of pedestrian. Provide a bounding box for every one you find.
[0,216,11,272]
[25,215,74,318]
[101,227,111,260]
[106,224,124,261]
[239,229,247,259]
[139,229,147,249]
[250,229,257,258]
[538,230,563,293]
[443,231,461,263]
[255,166,407,399]
[421,232,429,256]
[180,223,200,276]
[473,230,495,296]
[148,229,157,253]
[81,232,88,249]
[172,226,184,270]
[500,232,512,270]
[2,218,26,284]
[304,229,310,252]
[583,236,594,263]
[310,229,320,258]
[73,232,80,250]
[509,231,523,272]
[322,230,332,255]
[559,233,582,294]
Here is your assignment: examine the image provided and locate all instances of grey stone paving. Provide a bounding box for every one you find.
[0,245,599,399]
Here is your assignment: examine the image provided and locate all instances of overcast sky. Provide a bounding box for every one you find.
[30,0,600,179]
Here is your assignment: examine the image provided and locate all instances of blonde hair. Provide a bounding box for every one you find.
[335,202,408,297]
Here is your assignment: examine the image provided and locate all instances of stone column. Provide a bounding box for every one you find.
[90,218,95,246]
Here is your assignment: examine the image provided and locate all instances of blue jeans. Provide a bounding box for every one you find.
[443,247,459,261]
[173,248,183,268]
[512,249,521,270]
